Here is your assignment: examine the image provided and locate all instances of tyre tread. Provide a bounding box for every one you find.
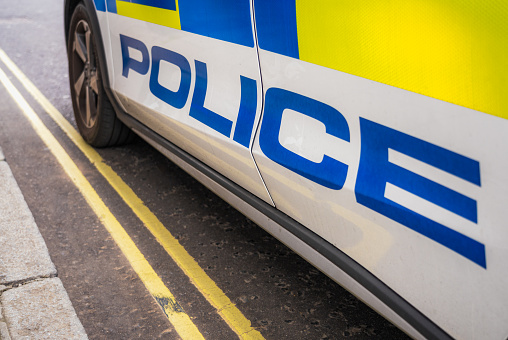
[68,3,134,148]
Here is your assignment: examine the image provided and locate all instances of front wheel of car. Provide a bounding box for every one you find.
[68,3,132,147]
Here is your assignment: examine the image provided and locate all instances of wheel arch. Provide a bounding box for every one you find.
[65,0,113,94]
[64,0,83,47]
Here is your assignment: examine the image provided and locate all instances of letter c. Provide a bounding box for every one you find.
[259,88,350,190]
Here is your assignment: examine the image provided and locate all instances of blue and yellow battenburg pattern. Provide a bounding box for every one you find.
[94,0,508,120]
[255,0,508,121]
[94,0,253,46]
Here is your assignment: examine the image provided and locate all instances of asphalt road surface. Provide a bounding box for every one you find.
[0,1,410,339]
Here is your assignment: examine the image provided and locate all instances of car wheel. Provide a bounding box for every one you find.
[68,3,133,147]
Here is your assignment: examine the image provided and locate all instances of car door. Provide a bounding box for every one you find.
[102,0,273,204]
[250,1,508,339]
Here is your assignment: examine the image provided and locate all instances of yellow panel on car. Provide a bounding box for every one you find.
[295,0,508,119]
[116,0,181,30]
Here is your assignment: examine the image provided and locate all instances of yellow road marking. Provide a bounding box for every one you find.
[0,49,265,339]
[0,63,204,340]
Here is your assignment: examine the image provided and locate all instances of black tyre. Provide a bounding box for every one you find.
[68,3,133,147]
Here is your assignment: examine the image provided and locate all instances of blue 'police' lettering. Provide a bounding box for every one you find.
[259,88,350,190]
[190,60,233,137]
[232,76,257,147]
[149,46,191,110]
[118,34,486,267]
[355,118,485,267]
[120,34,149,78]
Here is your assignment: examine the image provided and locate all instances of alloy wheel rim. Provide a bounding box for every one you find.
[72,20,99,129]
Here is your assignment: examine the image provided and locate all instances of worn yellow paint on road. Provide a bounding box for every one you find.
[0,58,205,340]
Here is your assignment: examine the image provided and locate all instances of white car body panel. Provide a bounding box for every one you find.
[106,13,273,205]
[85,0,508,338]
[136,127,426,340]
[252,50,508,339]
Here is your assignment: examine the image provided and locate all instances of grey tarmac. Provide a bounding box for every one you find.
[0,147,87,339]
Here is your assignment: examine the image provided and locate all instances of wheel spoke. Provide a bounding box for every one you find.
[85,29,92,64]
[85,85,92,126]
[74,70,86,98]
[90,70,99,94]
[73,21,98,129]
[73,32,87,63]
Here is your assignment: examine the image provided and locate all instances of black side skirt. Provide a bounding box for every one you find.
[77,1,453,338]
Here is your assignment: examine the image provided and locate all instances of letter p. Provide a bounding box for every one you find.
[120,34,149,78]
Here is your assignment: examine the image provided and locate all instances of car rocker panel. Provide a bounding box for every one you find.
[88,1,508,339]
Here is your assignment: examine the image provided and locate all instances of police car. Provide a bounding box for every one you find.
[64,1,508,338]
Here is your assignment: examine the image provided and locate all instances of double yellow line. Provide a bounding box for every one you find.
[0,49,264,340]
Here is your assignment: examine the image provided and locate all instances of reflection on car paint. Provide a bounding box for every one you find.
[120,34,484,267]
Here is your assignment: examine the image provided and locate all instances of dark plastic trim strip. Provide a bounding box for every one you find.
[116,108,452,340]
[66,1,453,338]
